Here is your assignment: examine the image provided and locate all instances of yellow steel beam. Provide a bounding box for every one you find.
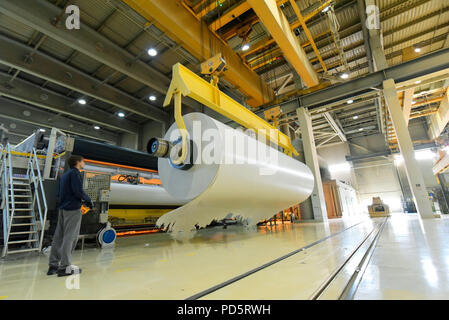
[247,0,319,87]
[251,55,281,71]
[193,0,208,11]
[196,0,225,18]
[288,0,327,72]
[247,46,281,64]
[242,29,330,63]
[209,1,251,31]
[164,63,298,156]
[290,0,333,30]
[241,37,276,58]
[220,15,259,40]
[122,0,274,107]
[218,0,331,52]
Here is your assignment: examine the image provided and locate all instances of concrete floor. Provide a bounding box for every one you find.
[0,213,447,300]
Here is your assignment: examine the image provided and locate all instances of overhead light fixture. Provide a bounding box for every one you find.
[242,44,250,51]
[414,47,421,53]
[415,80,422,84]
[117,112,125,118]
[359,128,364,131]
[77,98,87,105]
[94,125,100,130]
[149,95,157,101]
[147,48,158,57]
[322,5,330,13]
[353,115,359,120]
[39,129,46,133]
[412,101,417,105]
[347,99,354,104]
[340,72,349,79]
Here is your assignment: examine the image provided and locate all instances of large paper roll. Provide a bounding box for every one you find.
[156,113,314,232]
[109,183,187,206]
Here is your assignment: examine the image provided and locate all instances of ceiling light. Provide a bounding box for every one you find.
[242,44,250,51]
[77,98,87,105]
[340,72,349,79]
[147,48,158,57]
[117,112,125,118]
[322,6,330,13]
[359,128,364,131]
[94,125,100,130]
[149,95,157,101]
[39,129,46,133]
[415,80,422,84]
[347,99,354,104]
[353,115,359,120]
[412,101,417,105]
[414,47,421,53]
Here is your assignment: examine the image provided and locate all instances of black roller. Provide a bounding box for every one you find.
[72,138,158,170]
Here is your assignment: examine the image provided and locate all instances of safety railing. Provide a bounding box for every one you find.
[1,144,15,256]
[1,144,6,251]
[28,148,48,251]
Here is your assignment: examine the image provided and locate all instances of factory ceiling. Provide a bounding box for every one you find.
[0,0,448,149]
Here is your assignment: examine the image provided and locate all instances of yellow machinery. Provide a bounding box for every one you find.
[264,106,282,128]
[368,197,391,217]
[200,53,227,86]
[162,61,298,168]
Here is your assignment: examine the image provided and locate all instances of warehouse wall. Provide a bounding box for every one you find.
[119,133,138,150]
[354,159,403,213]
[318,142,357,187]
[349,134,403,212]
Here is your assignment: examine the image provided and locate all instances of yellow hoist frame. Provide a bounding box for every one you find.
[163,63,298,164]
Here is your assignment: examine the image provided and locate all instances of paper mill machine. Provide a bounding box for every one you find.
[2,128,186,252]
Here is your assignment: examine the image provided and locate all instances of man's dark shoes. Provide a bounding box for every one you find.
[47,265,59,276]
[57,265,82,277]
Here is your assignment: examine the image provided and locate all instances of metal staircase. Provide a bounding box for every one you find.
[1,144,48,257]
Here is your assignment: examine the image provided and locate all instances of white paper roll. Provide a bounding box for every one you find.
[157,113,314,232]
[109,183,187,206]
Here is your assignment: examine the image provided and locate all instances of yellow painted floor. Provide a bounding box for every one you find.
[0,213,447,300]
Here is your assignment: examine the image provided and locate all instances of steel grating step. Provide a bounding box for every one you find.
[8,239,38,244]
[10,231,38,235]
[13,216,34,219]
[7,248,40,254]
[11,223,38,226]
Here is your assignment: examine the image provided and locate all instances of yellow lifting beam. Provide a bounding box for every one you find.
[163,63,299,157]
